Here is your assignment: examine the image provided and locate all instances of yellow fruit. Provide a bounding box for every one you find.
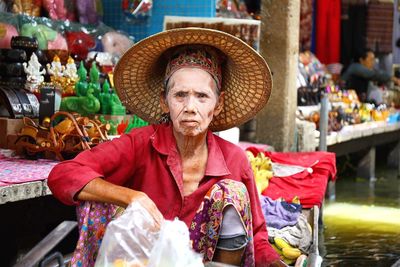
[274,237,292,249]
[271,244,283,255]
[246,151,255,161]
[282,247,301,260]
[260,160,272,171]
[282,257,296,265]
[255,172,269,193]
[113,259,129,267]
[258,169,274,180]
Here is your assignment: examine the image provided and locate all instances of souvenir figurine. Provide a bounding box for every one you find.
[98,79,126,115]
[47,54,64,79]
[64,56,78,80]
[88,61,101,98]
[62,56,79,95]
[75,61,88,97]
[23,52,45,93]
[43,0,76,21]
[110,85,126,115]
[60,61,100,115]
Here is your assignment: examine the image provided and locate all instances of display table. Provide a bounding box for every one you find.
[0,150,57,204]
[324,121,400,152]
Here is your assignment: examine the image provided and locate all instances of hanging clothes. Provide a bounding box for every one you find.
[315,0,341,64]
[366,0,394,54]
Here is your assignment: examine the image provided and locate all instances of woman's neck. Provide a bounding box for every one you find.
[173,130,208,158]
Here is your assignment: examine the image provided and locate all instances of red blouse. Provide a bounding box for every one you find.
[48,123,280,266]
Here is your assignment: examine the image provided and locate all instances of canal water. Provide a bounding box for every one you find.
[321,162,400,267]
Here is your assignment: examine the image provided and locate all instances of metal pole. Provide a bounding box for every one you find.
[319,93,329,151]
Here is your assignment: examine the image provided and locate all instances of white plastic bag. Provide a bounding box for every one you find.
[95,202,204,267]
[148,219,203,267]
[95,201,159,267]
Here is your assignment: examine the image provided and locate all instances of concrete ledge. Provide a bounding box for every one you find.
[0,180,50,205]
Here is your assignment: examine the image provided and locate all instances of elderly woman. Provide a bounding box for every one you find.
[48,28,285,267]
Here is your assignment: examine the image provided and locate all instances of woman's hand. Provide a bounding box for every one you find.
[128,190,164,228]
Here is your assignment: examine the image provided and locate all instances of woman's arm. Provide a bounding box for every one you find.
[48,133,138,205]
[77,177,163,225]
[48,127,163,224]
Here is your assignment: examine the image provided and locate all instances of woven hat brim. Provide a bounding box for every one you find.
[114,27,272,132]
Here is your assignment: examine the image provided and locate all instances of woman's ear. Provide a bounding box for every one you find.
[160,91,169,113]
[214,92,225,116]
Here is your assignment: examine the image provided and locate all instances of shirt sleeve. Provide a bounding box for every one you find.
[242,161,280,266]
[47,132,140,205]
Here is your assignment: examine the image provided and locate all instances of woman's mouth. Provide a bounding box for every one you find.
[181,120,198,126]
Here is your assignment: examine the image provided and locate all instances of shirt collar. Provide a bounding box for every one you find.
[150,123,231,177]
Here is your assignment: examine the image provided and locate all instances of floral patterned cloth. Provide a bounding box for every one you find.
[70,202,124,267]
[70,179,254,267]
[0,150,58,186]
[189,179,254,266]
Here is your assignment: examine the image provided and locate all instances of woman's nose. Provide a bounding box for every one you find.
[184,96,197,113]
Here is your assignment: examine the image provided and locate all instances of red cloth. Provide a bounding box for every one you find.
[48,124,280,265]
[246,147,336,208]
[315,0,341,64]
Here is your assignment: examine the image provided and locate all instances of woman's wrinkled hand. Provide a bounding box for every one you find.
[129,190,164,229]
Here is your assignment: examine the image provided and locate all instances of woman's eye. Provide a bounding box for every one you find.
[198,93,208,98]
[175,92,186,97]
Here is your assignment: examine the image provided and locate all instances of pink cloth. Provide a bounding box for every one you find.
[0,152,58,186]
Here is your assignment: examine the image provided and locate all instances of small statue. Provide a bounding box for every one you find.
[99,79,126,115]
[75,61,88,97]
[47,55,64,78]
[64,56,78,80]
[63,56,79,95]
[61,61,100,116]
[23,52,45,93]
[88,61,101,99]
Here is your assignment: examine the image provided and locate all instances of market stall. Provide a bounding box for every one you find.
[0,1,333,267]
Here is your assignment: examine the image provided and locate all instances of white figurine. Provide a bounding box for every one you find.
[46,55,64,77]
[23,52,45,92]
[63,56,78,80]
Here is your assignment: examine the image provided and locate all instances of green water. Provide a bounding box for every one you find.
[321,167,400,267]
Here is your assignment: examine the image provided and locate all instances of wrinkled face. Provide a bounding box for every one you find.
[161,68,224,137]
[360,52,375,70]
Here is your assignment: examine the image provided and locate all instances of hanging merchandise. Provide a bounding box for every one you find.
[42,0,77,21]
[76,0,103,25]
[217,0,251,19]
[315,0,341,64]
[11,0,42,17]
[121,0,153,23]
